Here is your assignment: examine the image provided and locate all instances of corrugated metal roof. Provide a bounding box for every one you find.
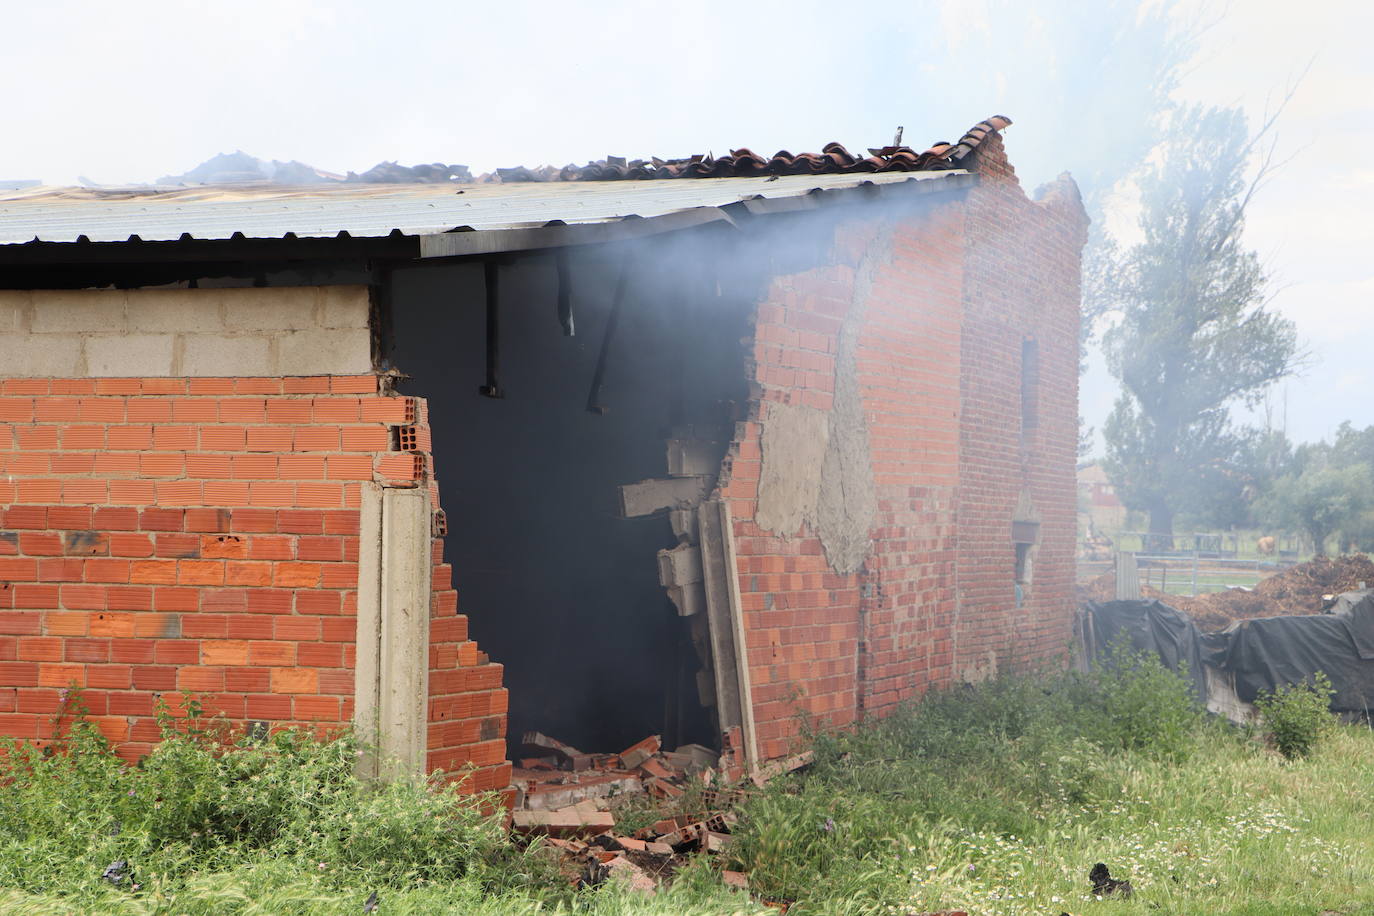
[0,170,969,246]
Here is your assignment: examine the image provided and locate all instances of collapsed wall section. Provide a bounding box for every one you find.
[0,286,508,793]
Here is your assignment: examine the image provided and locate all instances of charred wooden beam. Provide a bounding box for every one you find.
[555,248,575,336]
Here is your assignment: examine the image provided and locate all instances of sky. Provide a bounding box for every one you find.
[3,0,1370,449]
[1080,0,1374,451]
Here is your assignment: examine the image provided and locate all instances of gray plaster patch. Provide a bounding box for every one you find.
[753,224,886,574]
[1013,488,1040,523]
[814,229,885,574]
[755,402,830,537]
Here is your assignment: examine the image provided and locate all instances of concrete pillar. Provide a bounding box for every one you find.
[354,484,384,778]
[354,483,433,779]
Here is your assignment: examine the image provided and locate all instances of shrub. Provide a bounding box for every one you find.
[0,690,523,901]
[1084,638,1205,760]
[1255,671,1337,760]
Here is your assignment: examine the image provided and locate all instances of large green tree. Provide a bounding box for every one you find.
[1270,423,1374,553]
[1101,105,1300,544]
[1261,464,1372,557]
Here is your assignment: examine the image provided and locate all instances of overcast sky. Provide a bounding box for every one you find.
[4,0,1369,449]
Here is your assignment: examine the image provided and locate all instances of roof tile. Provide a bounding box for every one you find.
[492,116,1012,182]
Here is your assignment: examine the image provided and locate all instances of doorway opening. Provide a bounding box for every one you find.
[388,234,753,754]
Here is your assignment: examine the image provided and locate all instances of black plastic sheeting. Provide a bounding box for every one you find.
[1081,599,1209,702]
[1083,592,1374,714]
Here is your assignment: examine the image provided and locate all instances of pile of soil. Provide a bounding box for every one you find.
[1081,554,1374,633]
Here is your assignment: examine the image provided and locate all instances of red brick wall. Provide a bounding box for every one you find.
[720,142,1086,760]
[852,206,966,716]
[722,260,865,759]
[420,400,510,792]
[719,204,968,760]
[0,373,508,792]
[953,134,1087,679]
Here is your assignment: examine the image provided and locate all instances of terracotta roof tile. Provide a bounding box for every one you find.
[491,116,1011,183]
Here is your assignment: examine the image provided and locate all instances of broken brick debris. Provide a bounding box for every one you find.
[520,730,596,771]
[704,830,731,854]
[751,750,814,786]
[522,771,643,811]
[646,777,684,799]
[638,756,674,781]
[603,854,658,893]
[511,729,813,892]
[618,734,661,769]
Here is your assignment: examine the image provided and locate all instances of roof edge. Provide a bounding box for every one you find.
[418,170,977,259]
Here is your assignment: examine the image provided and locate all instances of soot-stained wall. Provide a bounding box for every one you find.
[388,238,749,752]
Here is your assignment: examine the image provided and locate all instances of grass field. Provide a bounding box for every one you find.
[3,658,1372,915]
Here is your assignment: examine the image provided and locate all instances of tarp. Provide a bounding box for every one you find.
[1083,591,1374,714]
[1199,590,1374,711]
[1081,599,1209,701]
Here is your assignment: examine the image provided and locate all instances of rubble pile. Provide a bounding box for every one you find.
[1083,555,1374,632]
[508,727,811,894]
[1170,554,1374,631]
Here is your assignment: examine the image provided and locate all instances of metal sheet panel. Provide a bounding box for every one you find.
[0,170,970,246]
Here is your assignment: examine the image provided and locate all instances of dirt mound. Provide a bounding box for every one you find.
[1082,555,1374,633]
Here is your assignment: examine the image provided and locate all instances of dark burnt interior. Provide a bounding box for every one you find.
[388,230,755,752]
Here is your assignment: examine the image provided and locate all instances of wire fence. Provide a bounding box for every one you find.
[1110,531,1304,560]
[1078,552,1299,597]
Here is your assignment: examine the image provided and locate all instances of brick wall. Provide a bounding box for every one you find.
[0,370,509,793]
[720,142,1087,760]
[953,133,1087,680]
[853,206,966,715]
[419,398,511,792]
[720,203,969,759]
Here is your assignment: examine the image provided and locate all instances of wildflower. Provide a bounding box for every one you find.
[822,817,835,833]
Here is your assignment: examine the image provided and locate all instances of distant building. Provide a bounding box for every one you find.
[1079,462,1126,534]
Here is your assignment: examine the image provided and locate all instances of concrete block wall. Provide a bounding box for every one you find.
[0,287,371,378]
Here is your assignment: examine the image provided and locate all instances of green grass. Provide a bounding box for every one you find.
[4,662,1373,915]
[723,653,1374,915]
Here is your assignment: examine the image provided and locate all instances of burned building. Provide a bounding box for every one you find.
[0,117,1087,791]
